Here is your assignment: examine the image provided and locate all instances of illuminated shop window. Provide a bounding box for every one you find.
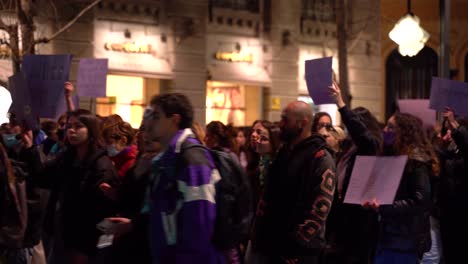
[206,81,246,126]
[97,75,144,128]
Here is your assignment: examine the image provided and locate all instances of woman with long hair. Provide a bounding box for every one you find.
[364,112,436,263]
[326,82,383,264]
[245,120,280,264]
[38,110,119,264]
[311,112,333,134]
[205,121,239,162]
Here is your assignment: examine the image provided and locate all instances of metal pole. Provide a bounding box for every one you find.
[439,0,450,79]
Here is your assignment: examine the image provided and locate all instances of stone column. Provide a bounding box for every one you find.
[265,0,301,122]
[166,0,208,125]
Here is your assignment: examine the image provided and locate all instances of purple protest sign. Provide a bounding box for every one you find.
[22,54,73,81]
[305,57,334,105]
[8,73,38,129]
[20,54,73,119]
[77,58,108,97]
[398,99,436,128]
[28,80,66,119]
[429,77,468,116]
[344,155,408,205]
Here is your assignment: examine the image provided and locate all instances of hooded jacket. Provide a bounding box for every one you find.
[253,135,336,257]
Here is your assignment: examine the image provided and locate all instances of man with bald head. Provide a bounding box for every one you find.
[251,101,336,264]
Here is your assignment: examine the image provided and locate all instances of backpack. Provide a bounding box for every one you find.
[179,144,253,250]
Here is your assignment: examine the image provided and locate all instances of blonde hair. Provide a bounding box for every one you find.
[330,126,346,141]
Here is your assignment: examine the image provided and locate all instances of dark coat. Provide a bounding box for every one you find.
[253,135,336,258]
[378,156,432,256]
[326,106,381,260]
[39,147,119,255]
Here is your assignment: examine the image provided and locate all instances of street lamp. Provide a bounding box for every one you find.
[389,0,430,57]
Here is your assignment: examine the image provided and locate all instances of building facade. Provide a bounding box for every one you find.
[1,0,384,126]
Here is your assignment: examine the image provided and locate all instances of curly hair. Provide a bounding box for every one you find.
[393,112,440,176]
[102,121,135,146]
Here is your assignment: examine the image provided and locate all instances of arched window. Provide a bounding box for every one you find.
[385,46,438,118]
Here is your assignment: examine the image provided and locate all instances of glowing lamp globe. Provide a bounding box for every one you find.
[389,14,430,57]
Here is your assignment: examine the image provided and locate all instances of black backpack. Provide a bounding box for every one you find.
[179,144,253,250]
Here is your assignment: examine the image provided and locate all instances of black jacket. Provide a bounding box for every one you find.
[378,156,432,256]
[439,125,468,216]
[39,148,119,255]
[327,106,381,258]
[253,135,336,257]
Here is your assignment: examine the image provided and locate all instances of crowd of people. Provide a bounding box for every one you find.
[0,81,467,264]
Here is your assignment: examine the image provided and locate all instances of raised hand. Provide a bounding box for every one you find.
[328,81,346,108]
[442,107,459,129]
[64,81,74,97]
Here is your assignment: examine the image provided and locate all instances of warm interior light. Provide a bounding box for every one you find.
[105,75,144,128]
[389,14,429,57]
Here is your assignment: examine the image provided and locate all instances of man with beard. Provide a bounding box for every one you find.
[251,101,336,264]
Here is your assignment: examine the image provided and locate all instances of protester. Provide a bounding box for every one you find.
[244,120,280,264]
[144,93,225,263]
[40,120,59,156]
[252,101,336,263]
[311,111,333,134]
[246,120,281,207]
[205,121,240,163]
[326,82,382,264]
[104,118,161,264]
[364,112,435,263]
[35,110,119,264]
[438,108,468,264]
[317,125,346,156]
[102,121,137,179]
[0,131,28,263]
[233,127,248,170]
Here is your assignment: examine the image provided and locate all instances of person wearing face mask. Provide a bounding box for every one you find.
[101,118,162,264]
[363,113,436,263]
[437,108,468,264]
[102,121,137,179]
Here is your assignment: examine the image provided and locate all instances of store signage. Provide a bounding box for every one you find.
[104,42,152,54]
[271,97,281,110]
[214,52,253,63]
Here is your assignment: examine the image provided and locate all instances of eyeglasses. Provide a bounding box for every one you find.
[318,123,335,132]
